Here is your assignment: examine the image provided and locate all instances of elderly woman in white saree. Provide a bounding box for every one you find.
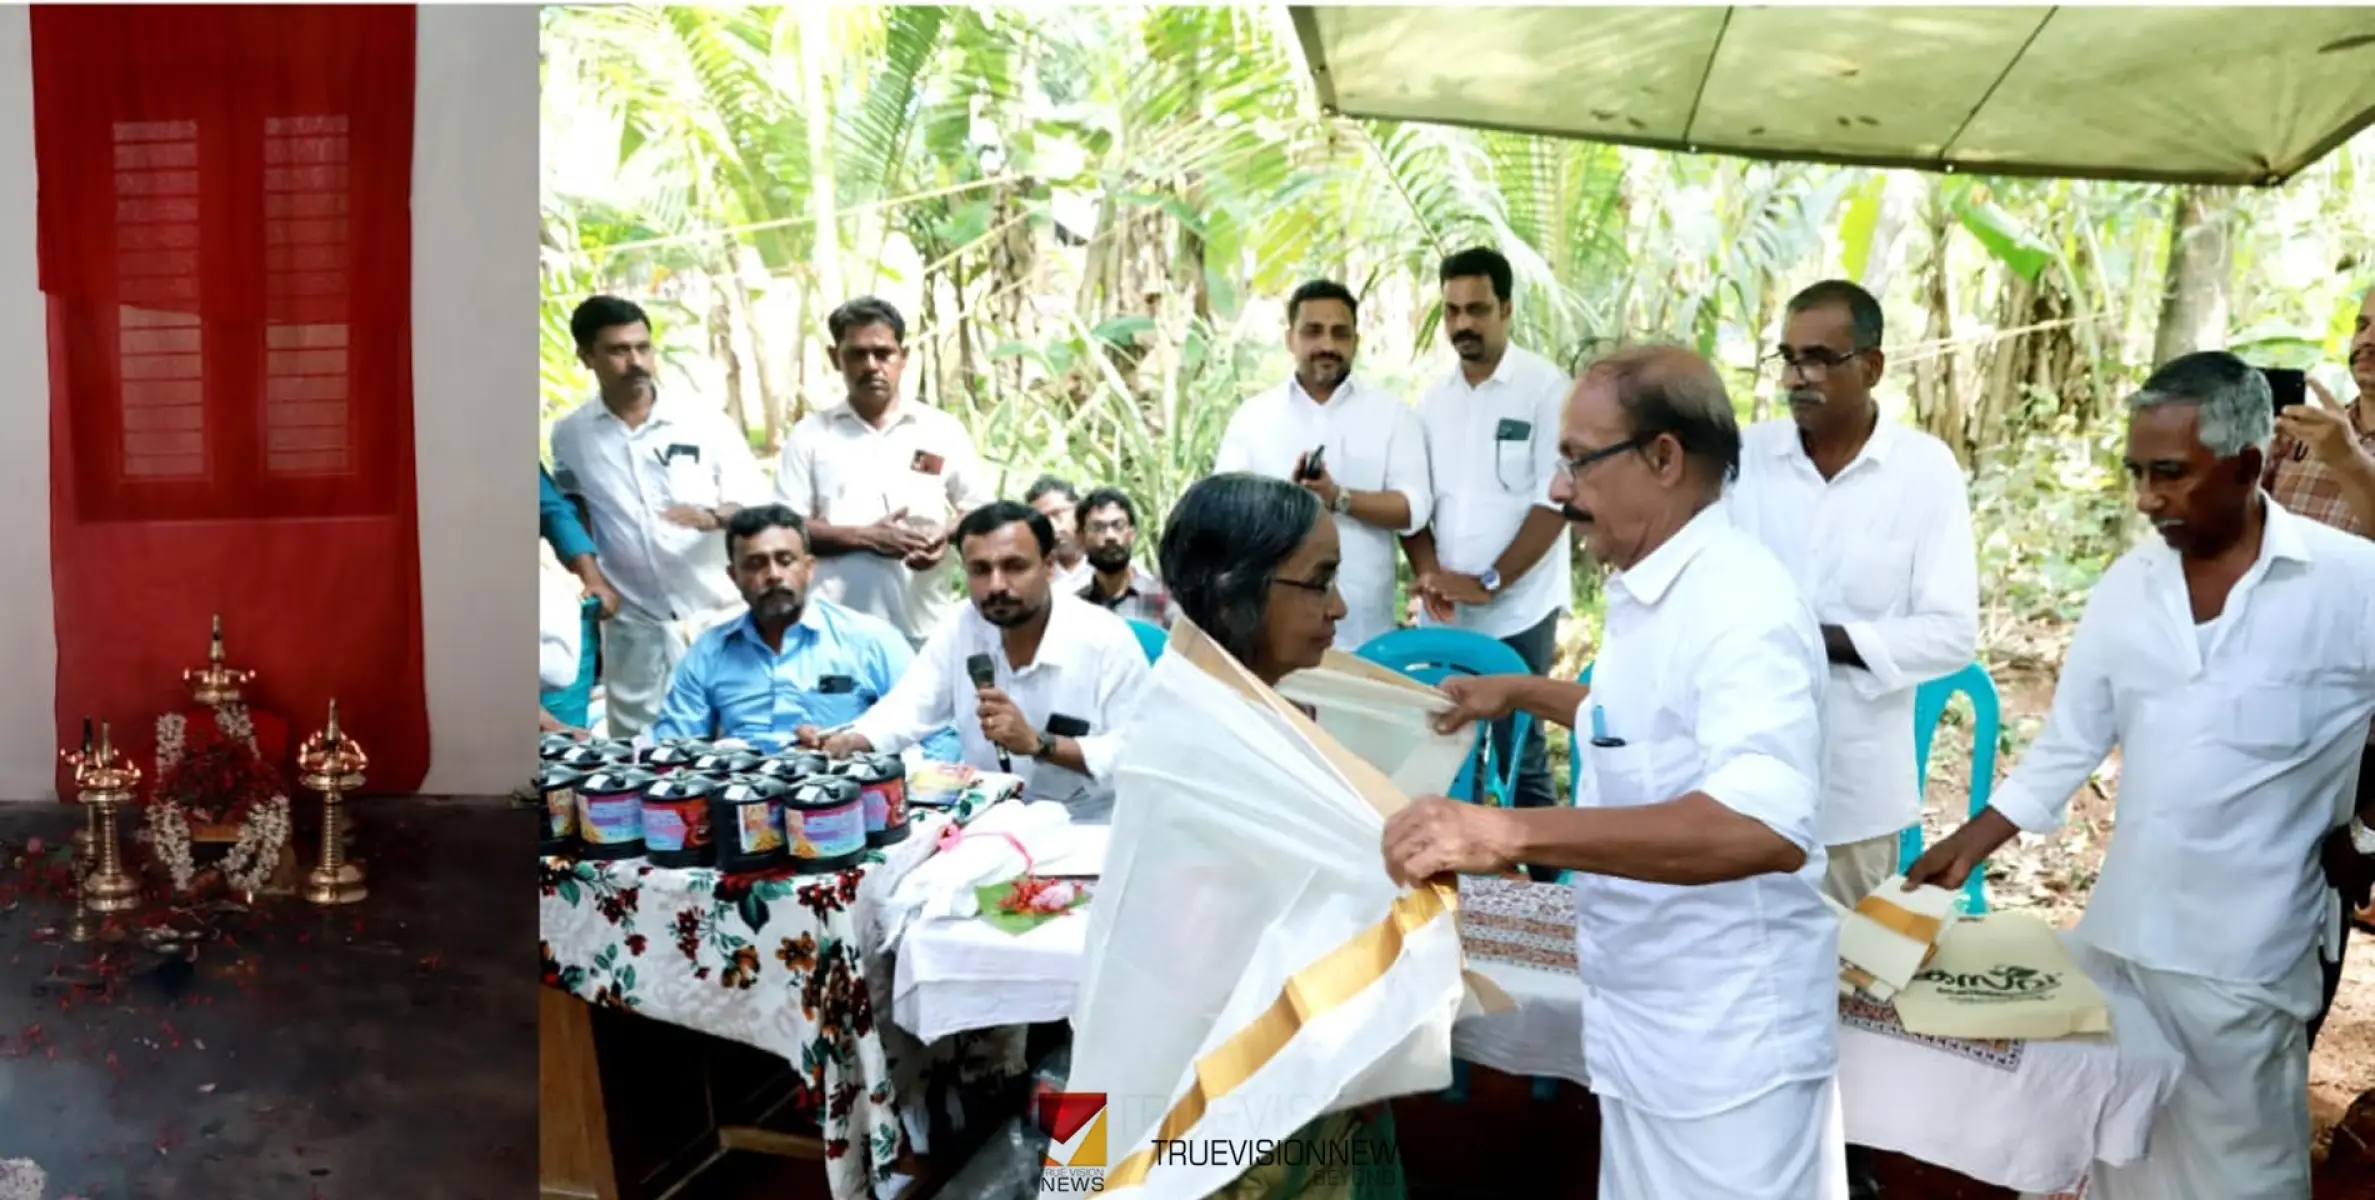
[1067,473,1419,1200]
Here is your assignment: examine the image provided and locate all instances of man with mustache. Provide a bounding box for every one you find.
[1728,279,1977,1199]
[1382,346,1844,1200]
[821,501,1150,821]
[1213,280,1431,650]
[1027,475,1095,596]
[2259,281,2375,1049]
[1402,247,1575,823]
[774,297,995,649]
[650,505,939,756]
[1728,279,1979,910]
[1073,487,1171,628]
[549,295,770,738]
[1906,352,2375,1200]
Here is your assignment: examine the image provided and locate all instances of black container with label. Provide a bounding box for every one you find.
[642,774,723,868]
[575,769,656,861]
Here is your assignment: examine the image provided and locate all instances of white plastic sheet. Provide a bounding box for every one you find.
[1068,620,1505,1198]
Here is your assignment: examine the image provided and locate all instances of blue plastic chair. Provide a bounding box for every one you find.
[1354,627,1532,807]
[1900,662,2002,916]
[1126,619,1167,665]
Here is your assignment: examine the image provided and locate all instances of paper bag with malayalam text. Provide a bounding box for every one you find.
[1891,910,2112,1041]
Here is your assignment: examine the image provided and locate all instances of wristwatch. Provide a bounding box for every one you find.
[1033,730,1060,761]
[1331,488,1354,516]
[1478,567,1503,595]
[2351,817,2375,857]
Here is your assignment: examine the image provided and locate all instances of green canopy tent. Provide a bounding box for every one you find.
[1288,6,2375,185]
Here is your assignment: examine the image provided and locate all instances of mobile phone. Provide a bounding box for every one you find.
[1300,445,1327,481]
[2263,367,2307,413]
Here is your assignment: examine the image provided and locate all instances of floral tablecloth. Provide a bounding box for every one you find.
[539,774,1018,1200]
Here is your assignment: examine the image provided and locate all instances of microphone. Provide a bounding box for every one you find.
[966,653,1012,774]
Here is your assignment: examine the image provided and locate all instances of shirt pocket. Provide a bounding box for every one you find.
[659,453,719,508]
[2208,675,2320,759]
[1588,731,1699,810]
[1836,537,1914,618]
[1491,416,1540,497]
[800,690,872,730]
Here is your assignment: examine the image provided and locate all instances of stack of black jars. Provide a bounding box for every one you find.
[535,738,919,876]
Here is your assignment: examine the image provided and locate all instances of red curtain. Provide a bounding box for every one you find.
[32,5,429,796]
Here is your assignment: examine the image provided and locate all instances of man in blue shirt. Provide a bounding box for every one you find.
[651,503,954,758]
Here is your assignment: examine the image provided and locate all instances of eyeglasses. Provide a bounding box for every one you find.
[1552,433,1651,483]
[1761,346,1867,380]
[1272,573,1339,598]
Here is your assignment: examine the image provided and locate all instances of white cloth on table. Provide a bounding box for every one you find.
[1451,928,2183,1196]
[892,910,1086,1042]
[1600,1076,1847,1200]
[2080,937,2320,1200]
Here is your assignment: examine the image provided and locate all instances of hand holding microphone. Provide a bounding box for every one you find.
[966,653,1020,773]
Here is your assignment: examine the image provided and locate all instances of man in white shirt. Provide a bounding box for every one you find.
[1730,280,1980,908]
[549,295,769,738]
[820,501,1151,822]
[1213,280,1431,650]
[1027,476,1094,596]
[1403,248,1574,818]
[773,297,997,648]
[1907,352,2375,1200]
[1384,346,1844,1200]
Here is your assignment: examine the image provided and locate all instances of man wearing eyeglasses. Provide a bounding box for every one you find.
[1729,280,1980,915]
[1384,346,1844,1200]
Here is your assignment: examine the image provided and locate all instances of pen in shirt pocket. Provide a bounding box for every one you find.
[1590,705,1626,748]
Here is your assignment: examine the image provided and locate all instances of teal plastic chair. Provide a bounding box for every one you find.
[1901,662,2002,916]
[1354,627,1531,806]
[1126,619,1167,665]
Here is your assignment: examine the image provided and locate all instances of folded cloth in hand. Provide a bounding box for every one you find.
[1829,874,1961,1002]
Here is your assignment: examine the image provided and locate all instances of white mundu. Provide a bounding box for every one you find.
[1213,375,1431,651]
[1576,505,1846,1200]
[1728,416,1979,899]
[1991,499,2375,1200]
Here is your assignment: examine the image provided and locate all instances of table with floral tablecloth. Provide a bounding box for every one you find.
[539,775,1017,1200]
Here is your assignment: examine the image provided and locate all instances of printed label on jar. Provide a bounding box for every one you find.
[736,803,784,854]
[862,783,891,831]
[787,803,867,860]
[644,804,690,852]
[580,793,642,845]
[545,788,578,838]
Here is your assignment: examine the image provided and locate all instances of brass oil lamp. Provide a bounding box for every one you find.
[297,699,369,905]
[71,722,143,916]
[185,614,256,706]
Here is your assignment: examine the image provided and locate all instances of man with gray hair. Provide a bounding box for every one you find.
[1385,345,1844,1198]
[1907,351,2375,1199]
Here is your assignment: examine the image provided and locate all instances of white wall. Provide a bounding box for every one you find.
[0,7,59,800]
[411,5,538,794]
[0,6,538,798]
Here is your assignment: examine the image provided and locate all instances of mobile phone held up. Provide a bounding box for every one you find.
[2262,367,2307,414]
[1299,444,1327,481]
